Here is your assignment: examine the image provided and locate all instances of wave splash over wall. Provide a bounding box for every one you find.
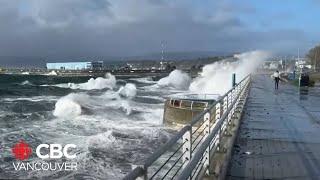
[189,50,271,94]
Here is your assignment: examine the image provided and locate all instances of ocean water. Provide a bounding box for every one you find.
[0,74,182,179]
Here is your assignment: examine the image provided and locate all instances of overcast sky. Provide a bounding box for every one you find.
[0,0,319,60]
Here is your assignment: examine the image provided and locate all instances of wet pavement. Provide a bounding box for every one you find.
[227,74,320,179]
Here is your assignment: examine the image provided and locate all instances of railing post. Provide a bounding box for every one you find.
[223,93,233,132]
[232,73,236,87]
[228,91,231,106]
[210,102,219,151]
[223,96,228,114]
[182,126,192,169]
[203,112,211,175]
[225,89,235,136]
[235,83,238,96]
[212,102,221,134]
[218,99,225,152]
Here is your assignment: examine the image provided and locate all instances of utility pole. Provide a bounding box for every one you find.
[315,50,317,72]
[161,43,164,61]
[298,47,300,62]
[284,55,286,72]
[298,47,302,73]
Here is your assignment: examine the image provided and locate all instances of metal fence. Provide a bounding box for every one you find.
[124,75,251,180]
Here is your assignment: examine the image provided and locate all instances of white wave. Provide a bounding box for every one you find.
[21,72,30,75]
[118,83,137,99]
[190,50,271,94]
[45,70,58,76]
[157,70,191,90]
[53,93,88,118]
[69,73,116,90]
[44,73,117,90]
[131,77,155,84]
[87,131,116,148]
[100,93,133,115]
[52,82,140,118]
[138,108,163,125]
[20,80,33,86]
[2,96,58,102]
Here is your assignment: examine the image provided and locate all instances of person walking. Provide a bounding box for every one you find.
[273,70,280,90]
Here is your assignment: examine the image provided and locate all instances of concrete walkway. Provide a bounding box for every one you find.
[227,74,320,179]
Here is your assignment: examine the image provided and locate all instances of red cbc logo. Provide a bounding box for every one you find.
[11,140,32,160]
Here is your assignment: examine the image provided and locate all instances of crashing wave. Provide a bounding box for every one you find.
[21,80,33,86]
[157,70,191,90]
[53,93,90,118]
[53,82,138,118]
[118,83,137,99]
[69,73,116,90]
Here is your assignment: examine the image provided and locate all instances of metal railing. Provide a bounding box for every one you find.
[170,93,220,100]
[124,75,251,180]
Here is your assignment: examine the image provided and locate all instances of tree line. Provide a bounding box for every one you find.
[306,45,320,70]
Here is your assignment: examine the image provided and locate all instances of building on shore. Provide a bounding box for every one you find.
[46,61,103,70]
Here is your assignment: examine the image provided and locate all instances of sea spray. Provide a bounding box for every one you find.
[54,73,117,90]
[189,50,271,94]
[46,71,58,76]
[53,82,139,118]
[118,83,137,99]
[53,93,89,118]
[88,131,116,148]
[21,80,33,86]
[117,83,137,114]
[157,70,191,90]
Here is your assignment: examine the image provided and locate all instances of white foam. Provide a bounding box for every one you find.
[21,72,30,75]
[131,77,155,84]
[52,81,140,118]
[190,50,271,94]
[47,73,117,90]
[21,80,33,86]
[157,70,191,90]
[88,131,116,148]
[2,96,58,102]
[118,83,137,99]
[53,93,90,118]
[72,73,116,90]
[45,71,58,76]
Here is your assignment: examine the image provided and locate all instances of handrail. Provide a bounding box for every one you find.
[169,93,220,100]
[123,75,251,180]
[144,125,191,167]
[178,84,244,179]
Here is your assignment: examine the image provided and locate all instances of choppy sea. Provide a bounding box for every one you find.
[0,73,185,179]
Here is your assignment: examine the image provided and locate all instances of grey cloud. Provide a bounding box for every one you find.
[0,0,312,64]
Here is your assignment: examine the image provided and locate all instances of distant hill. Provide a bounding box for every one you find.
[129,51,230,61]
[0,56,45,68]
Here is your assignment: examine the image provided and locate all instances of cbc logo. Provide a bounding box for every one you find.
[36,144,77,159]
[12,141,77,160]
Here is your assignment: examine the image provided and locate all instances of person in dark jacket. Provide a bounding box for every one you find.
[273,70,280,90]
